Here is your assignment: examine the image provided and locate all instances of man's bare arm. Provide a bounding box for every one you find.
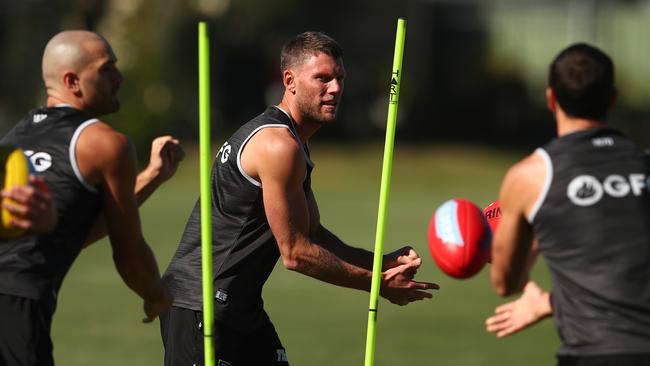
[77,122,171,321]
[83,136,184,247]
[246,128,437,305]
[490,155,542,296]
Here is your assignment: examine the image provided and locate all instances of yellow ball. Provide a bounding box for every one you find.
[0,146,31,239]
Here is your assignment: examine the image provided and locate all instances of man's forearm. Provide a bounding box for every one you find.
[311,226,374,270]
[283,238,373,292]
[112,239,164,301]
[84,168,162,247]
[134,166,164,205]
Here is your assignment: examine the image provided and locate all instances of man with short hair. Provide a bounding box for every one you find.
[0,30,184,365]
[490,43,650,365]
[161,31,438,365]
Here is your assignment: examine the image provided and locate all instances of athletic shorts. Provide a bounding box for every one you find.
[160,306,289,366]
[558,353,650,366]
[0,293,54,366]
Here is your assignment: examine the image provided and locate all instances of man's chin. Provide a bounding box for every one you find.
[318,110,338,124]
[315,115,337,125]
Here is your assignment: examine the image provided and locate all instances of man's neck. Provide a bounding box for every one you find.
[556,110,606,137]
[276,101,321,143]
[46,95,80,109]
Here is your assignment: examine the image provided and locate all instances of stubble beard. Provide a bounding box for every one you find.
[296,98,337,125]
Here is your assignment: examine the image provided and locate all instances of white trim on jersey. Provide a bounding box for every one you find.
[527,148,553,223]
[69,119,100,193]
[236,124,294,187]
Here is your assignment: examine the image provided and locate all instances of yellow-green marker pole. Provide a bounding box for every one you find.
[198,21,215,366]
[364,18,406,366]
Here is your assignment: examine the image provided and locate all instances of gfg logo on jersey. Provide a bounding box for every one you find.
[217,142,231,163]
[567,174,647,206]
[23,150,52,172]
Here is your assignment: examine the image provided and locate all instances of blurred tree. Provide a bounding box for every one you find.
[0,0,648,154]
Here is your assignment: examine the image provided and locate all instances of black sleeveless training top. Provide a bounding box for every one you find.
[0,106,103,313]
[163,106,314,332]
[529,126,650,356]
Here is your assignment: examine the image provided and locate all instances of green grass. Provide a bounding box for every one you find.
[52,143,559,365]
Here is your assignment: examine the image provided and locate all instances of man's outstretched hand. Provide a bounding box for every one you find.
[381,246,439,306]
[486,281,552,337]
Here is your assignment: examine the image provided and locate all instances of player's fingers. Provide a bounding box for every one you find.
[142,315,155,324]
[2,186,31,204]
[4,187,50,217]
[411,280,440,290]
[496,327,517,338]
[403,266,418,279]
[410,290,433,300]
[170,144,185,163]
[396,247,420,264]
[8,216,32,230]
[161,140,185,165]
[402,258,422,272]
[3,201,29,217]
[486,312,510,328]
[494,302,515,314]
[487,319,511,334]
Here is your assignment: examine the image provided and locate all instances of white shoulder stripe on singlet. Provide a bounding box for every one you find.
[527,148,553,223]
[236,124,294,187]
[69,119,99,193]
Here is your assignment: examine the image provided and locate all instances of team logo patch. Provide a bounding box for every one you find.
[567,174,647,206]
[33,114,48,123]
[567,175,603,206]
[23,150,52,172]
[591,137,614,147]
[215,289,228,304]
[217,142,231,163]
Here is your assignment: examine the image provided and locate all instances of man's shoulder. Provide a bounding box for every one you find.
[239,106,291,131]
[502,151,546,196]
[77,121,132,162]
[247,126,301,162]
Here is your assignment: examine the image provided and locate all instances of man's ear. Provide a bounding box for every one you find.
[63,71,81,93]
[283,70,296,95]
[609,88,617,109]
[545,87,556,112]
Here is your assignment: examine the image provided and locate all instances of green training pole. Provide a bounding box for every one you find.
[363,18,406,366]
[198,21,215,366]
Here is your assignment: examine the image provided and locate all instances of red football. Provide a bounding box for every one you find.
[482,200,501,263]
[427,198,491,279]
[483,200,501,234]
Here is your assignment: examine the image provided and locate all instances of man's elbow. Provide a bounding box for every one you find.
[281,255,300,271]
[278,238,311,272]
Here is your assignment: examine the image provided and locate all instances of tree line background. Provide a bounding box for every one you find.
[1,0,649,157]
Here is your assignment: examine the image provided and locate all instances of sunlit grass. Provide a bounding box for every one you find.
[53,143,558,366]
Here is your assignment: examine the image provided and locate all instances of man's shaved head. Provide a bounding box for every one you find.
[41,30,122,115]
[42,30,110,89]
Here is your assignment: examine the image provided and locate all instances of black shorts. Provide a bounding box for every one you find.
[558,353,650,366]
[160,306,289,366]
[0,293,54,366]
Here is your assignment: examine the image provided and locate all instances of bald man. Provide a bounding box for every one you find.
[0,30,184,365]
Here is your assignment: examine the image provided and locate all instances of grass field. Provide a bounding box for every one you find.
[52,143,559,365]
